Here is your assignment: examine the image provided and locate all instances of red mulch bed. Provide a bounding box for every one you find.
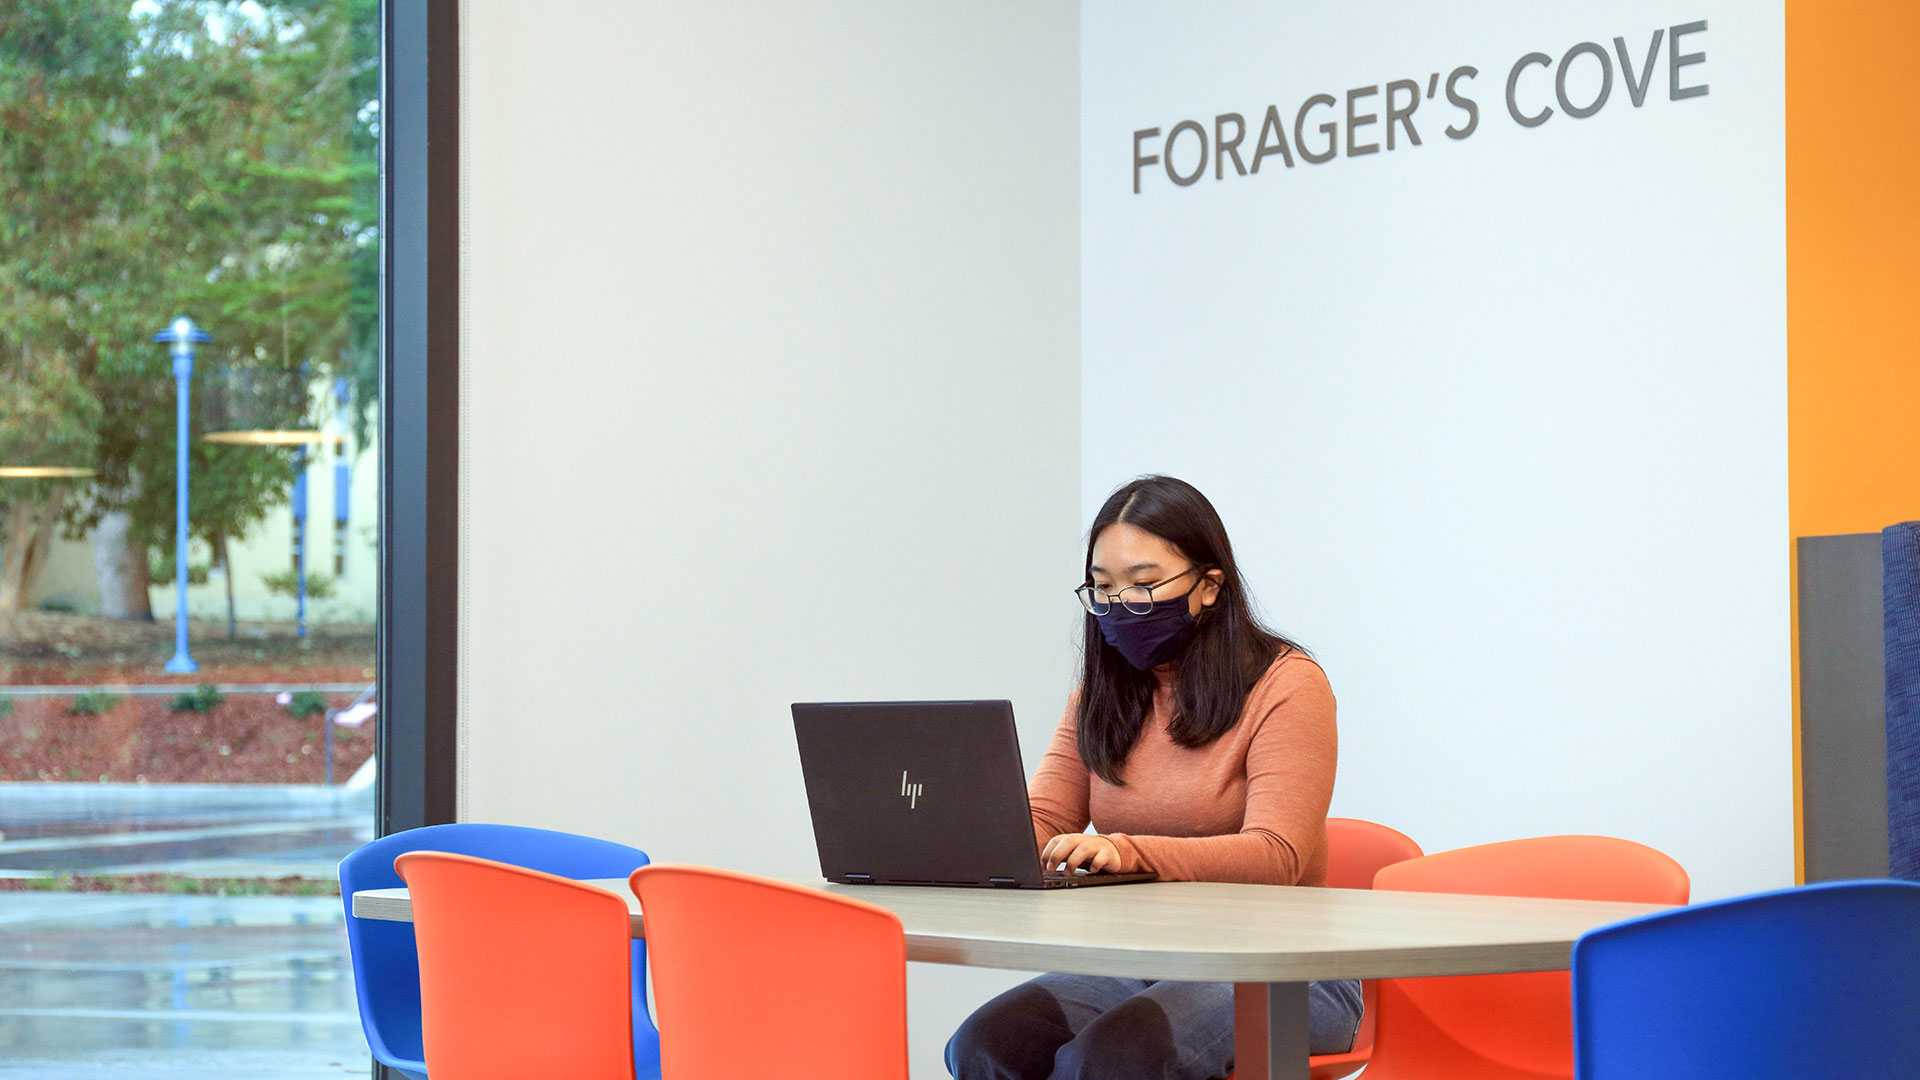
[0,663,374,686]
[1,691,376,784]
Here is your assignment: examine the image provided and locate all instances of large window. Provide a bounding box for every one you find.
[2,3,383,1075]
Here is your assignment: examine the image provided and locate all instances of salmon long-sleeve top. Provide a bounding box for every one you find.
[1028,650,1337,887]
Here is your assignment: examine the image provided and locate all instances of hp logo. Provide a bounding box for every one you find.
[899,770,924,810]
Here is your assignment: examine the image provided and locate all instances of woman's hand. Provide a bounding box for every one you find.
[1041,833,1123,874]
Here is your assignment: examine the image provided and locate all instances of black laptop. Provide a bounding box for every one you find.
[791,700,1155,889]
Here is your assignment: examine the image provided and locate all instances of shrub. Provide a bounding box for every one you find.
[147,552,211,586]
[260,568,336,601]
[170,683,226,713]
[67,693,122,716]
[285,690,328,718]
[0,696,12,719]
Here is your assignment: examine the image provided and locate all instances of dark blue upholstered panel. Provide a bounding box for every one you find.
[1885,522,1920,881]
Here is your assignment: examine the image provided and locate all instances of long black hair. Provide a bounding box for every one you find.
[1075,475,1303,785]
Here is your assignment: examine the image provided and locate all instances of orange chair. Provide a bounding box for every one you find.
[1306,818,1425,1080]
[394,851,638,1080]
[1357,835,1690,1080]
[1225,818,1424,1080]
[631,864,908,1080]
[1324,817,1425,892]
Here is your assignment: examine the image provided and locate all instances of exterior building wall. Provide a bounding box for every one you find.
[26,402,379,626]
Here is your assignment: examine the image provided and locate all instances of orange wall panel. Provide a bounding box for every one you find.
[1787,0,1920,882]
[1787,0,1920,539]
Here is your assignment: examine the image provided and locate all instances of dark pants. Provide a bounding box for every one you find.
[946,973,1363,1080]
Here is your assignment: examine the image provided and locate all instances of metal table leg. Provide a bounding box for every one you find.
[1233,981,1309,1080]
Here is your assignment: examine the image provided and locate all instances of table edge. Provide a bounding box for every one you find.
[352,886,1667,981]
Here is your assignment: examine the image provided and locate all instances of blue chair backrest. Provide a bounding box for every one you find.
[339,823,658,1080]
[1572,878,1920,1079]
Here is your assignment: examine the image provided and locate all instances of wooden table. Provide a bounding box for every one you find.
[354,876,1670,1080]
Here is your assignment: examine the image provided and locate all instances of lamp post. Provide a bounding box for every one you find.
[0,467,95,479]
[154,316,209,675]
[291,445,308,638]
[203,368,325,637]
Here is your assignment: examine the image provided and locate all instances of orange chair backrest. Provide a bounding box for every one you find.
[631,864,909,1080]
[394,851,637,1080]
[1324,817,1423,890]
[1310,818,1424,1079]
[1365,836,1689,1079]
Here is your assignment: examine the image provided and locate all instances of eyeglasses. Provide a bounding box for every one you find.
[1074,566,1202,616]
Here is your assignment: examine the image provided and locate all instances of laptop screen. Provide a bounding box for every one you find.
[792,700,1047,887]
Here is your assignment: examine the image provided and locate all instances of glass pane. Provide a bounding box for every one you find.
[1,1,380,1075]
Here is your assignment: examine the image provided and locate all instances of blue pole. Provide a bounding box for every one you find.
[292,447,308,638]
[333,382,351,576]
[333,454,350,575]
[154,317,208,675]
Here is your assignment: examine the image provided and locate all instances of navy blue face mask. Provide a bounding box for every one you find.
[1096,598,1197,670]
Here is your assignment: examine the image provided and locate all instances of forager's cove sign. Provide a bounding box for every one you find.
[1130,19,1711,193]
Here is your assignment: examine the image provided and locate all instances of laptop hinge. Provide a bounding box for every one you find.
[988,877,1019,887]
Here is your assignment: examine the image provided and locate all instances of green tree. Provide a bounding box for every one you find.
[0,0,122,634]
[0,356,101,633]
[0,0,377,631]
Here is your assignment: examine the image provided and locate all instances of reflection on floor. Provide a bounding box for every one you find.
[0,892,371,1077]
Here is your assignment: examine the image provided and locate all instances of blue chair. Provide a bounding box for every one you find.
[1571,878,1920,1079]
[339,824,660,1080]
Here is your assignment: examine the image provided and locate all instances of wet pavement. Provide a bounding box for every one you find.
[0,784,376,1075]
[0,783,374,881]
[0,893,371,1077]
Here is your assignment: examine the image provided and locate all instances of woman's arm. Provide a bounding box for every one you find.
[1028,694,1091,852]
[1102,659,1337,885]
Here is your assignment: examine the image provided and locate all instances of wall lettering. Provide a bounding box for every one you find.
[1129,19,1711,194]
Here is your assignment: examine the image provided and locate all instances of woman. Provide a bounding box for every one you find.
[946,475,1360,1080]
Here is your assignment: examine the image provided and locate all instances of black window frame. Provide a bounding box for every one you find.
[376,2,459,873]
[372,3,458,1076]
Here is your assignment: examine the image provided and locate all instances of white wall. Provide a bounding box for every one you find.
[464,2,1796,1070]
[1083,2,1790,901]
[459,2,1080,1074]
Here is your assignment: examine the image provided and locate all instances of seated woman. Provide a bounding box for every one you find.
[946,474,1360,1080]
